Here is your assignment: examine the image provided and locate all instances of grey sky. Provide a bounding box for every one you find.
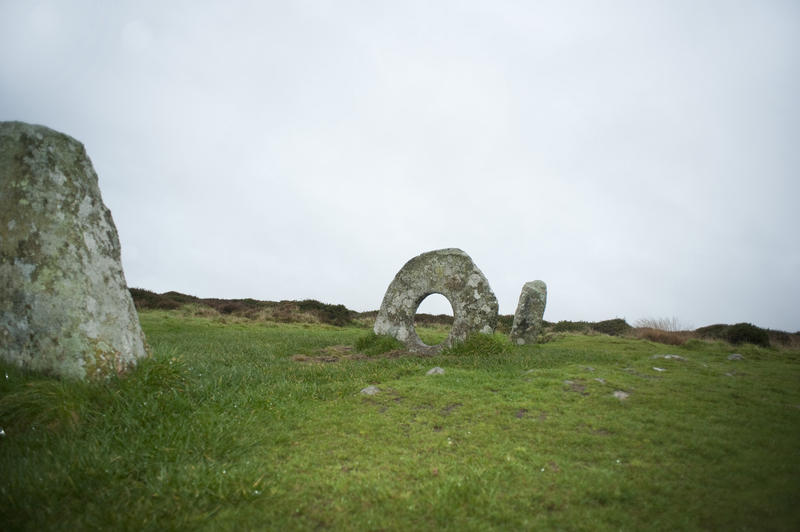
[2,1,799,331]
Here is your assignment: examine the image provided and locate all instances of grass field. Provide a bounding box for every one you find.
[2,310,799,530]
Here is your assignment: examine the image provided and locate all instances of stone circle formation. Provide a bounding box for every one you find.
[0,121,148,379]
[375,248,547,354]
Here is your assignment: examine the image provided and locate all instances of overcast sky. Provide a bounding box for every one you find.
[2,1,799,331]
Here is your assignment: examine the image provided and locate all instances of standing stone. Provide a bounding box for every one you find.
[374,248,498,355]
[510,280,547,345]
[0,121,148,379]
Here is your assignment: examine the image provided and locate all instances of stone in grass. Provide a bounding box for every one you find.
[728,353,744,361]
[652,354,687,361]
[0,122,148,380]
[374,248,498,355]
[509,280,547,345]
[360,385,380,395]
[426,366,445,375]
[613,390,629,400]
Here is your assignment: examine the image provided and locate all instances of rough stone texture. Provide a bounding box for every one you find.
[374,248,498,355]
[360,385,380,395]
[0,121,148,379]
[426,366,445,375]
[728,353,744,361]
[509,280,547,345]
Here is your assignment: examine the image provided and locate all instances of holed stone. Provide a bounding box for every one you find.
[374,248,498,355]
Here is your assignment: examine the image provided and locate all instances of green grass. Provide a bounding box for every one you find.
[1,310,799,530]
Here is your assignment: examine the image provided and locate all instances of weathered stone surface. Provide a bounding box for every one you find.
[374,248,498,355]
[0,121,148,379]
[509,280,547,345]
[426,366,445,375]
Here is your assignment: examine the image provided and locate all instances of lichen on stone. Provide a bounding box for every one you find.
[374,248,499,355]
[510,280,547,345]
[0,121,148,380]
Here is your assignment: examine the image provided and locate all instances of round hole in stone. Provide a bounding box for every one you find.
[414,293,454,346]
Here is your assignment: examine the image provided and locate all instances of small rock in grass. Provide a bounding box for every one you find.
[652,367,666,372]
[594,378,606,384]
[728,353,744,361]
[360,385,380,395]
[652,354,687,361]
[613,391,629,400]
[426,367,445,376]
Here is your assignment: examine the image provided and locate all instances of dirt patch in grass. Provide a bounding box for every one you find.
[563,379,589,395]
[441,403,462,416]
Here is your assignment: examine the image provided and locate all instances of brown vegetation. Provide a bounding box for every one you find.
[630,328,693,346]
[129,288,358,327]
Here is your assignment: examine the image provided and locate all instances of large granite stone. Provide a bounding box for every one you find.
[374,248,498,355]
[510,280,547,345]
[0,121,148,379]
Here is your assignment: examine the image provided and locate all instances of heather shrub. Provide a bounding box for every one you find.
[298,299,354,326]
[695,322,771,347]
[413,313,454,326]
[695,324,730,340]
[726,322,770,347]
[551,320,591,333]
[128,290,357,327]
[592,318,631,336]
[129,288,187,310]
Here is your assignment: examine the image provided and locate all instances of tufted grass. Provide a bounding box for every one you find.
[1,310,799,530]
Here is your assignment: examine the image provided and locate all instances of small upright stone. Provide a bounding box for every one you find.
[510,280,547,345]
[0,122,148,379]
